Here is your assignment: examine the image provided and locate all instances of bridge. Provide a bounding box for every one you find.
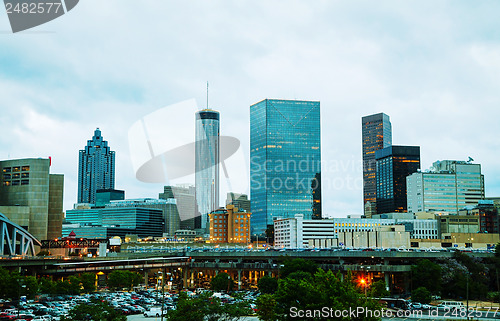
[0,213,40,256]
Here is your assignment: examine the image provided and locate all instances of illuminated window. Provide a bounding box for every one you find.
[21,166,30,171]
[3,167,11,173]
[13,167,20,172]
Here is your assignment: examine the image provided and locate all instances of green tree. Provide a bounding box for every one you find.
[256,294,277,321]
[39,277,56,295]
[107,270,143,290]
[279,258,318,279]
[412,287,432,304]
[411,259,441,294]
[23,276,39,299]
[211,272,234,292]
[370,280,389,298]
[63,300,126,321]
[80,273,96,293]
[166,292,250,321]
[274,269,382,321]
[258,275,278,294]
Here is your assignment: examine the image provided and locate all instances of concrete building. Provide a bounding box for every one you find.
[407,160,485,214]
[338,225,410,249]
[251,99,322,236]
[362,113,392,217]
[209,205,251,244]
[226,193,251,213]
[195,110,220,231]
[0,158,64,240]
[78,128,115,204]
[274,214,439,248]
[411,233,499,250]
[438,214,480,234]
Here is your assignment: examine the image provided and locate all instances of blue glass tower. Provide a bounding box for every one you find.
[250,99,321,236]
[78,128,115,204]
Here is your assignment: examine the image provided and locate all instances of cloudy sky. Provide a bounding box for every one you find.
[1,1,499,218]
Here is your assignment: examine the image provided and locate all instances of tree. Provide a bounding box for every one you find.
[412,287,432,304]
[80,273,96,293]
[39,277,56,295]
[23,276,39,299]
[273,269,382,321]
[107,270,143,290]
[258,275,278,294]
[166,292,250,321]
[63,300,126,321]
[370,280,389,298]
[411,259,441,294]
[256,294,277,321]
[279,258,318,279]
[210,273,233,292]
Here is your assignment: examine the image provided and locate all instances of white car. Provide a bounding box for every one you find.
[144,308,164,317]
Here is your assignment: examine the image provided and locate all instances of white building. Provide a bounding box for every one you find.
[407,160,484,214]
[274,214,439,248]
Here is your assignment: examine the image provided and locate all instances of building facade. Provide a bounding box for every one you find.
[407,160,485,214]
[250,99,321,236]
[362,113,392,217]
[209,205,251,244]
[159,185,196,230]
[64,206,164,238]
[0,158,64,240]
[195,110,220,231]
[375,146,420,214]
[78,128,115,204]
[226,192,251,213]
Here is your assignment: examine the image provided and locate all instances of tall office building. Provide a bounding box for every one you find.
[250,99,321,236]
[78,128,115,204]
[226,192,251,213]
[362,113,392,217]
[0,158,64,240]
[407,160,485,214]
[375,146,420,214]
[159,185,196,230]
[195,110,220,231]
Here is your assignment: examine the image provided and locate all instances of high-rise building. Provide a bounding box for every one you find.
[250,99,321,236]
[78,128,115,204]
[195,110,220,231]
[159,185,196,230]
[407,160,485,214]
[95,189,125,207]
[375,146,420,214]
[226,192,251,213]
[0,158,64,240]
[362,113,392,217]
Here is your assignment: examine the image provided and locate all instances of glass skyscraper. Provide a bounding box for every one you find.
[362,113,392,216]
[375,145,420,214]
[78,128,115,204]
[250,99,321,236]
[407,160,485,214]
[195,109,220,231]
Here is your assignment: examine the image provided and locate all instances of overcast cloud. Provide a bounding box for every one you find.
[0,0,499,217]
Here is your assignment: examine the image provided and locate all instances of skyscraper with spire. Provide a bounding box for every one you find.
[195,110,220,231]
[78,128,115,204]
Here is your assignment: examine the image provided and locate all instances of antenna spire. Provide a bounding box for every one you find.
[206,81,209,109]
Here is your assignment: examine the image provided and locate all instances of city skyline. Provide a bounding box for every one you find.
[1,2,500,217]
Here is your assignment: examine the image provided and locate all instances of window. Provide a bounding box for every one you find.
[21,173,29,178]
[2,167,11,173]
[12,173,20,179]
[21,166,30,171]
[13,167,20,172]
[12,180,20,186]
[21,180,29,185]
[3,174,11,179]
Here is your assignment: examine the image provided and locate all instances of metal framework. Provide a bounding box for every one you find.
[0,213,41,256]
[40,238,108,249]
